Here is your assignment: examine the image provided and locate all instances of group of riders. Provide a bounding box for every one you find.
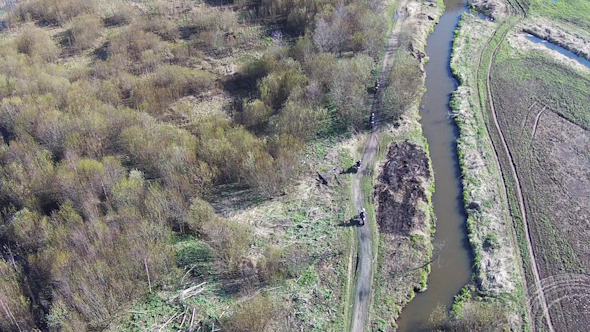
[358,208,366,226]
[354,159,367,227]
[353,80,380,227]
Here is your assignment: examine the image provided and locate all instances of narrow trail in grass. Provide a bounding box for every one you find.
[349,3,406,331]
[530,106,546,142]
[478,1,555,330]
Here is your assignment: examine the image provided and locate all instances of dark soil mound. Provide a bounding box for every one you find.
[375,142,430,235]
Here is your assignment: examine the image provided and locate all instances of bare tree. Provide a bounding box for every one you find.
[331,4,351,55]
[313,5,351,55]
[313,17,334,53]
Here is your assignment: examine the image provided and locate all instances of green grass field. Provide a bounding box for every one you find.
[489,33,590,331]
[526,0,590,29]
[492,42,590,130]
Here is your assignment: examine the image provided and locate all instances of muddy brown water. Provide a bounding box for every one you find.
[395,0,472,331]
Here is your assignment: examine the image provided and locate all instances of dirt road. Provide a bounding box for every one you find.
[477,1,554,330]
[349,6,404,332]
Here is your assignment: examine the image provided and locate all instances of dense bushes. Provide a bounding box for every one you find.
[237,0,331,35]
[130,65,215,113]
[0,0,396,329]
[67,14,103,52]
[0,261,36,331]
[223,294,280,332]
[104,29,169,75]
[381,50,423,122]
[329,54,374,128]
[11,0,93,26]
[0,144,175,329]
[231,0,388,133]
[15,25,59,61]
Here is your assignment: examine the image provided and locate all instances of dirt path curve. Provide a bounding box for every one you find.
[477,1,554,330]
[349,5,405,332]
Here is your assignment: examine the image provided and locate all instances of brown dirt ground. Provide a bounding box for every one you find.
[524,108,590,332]
[371,141,433,331]
[491,77,590,331]
[375,142,430,236]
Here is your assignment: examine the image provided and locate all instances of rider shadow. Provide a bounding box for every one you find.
[340,166,359,174]
[338,218,361,227]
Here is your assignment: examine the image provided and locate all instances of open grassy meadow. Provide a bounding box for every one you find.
[525,0,590,30]
[489,27,590,332]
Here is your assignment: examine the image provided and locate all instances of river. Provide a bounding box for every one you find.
[395,0,472,330]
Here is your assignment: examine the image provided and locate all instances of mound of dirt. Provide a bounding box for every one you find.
[470,0,508,20]
[375,142,430,235]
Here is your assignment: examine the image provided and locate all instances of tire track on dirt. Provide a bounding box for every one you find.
[528,274,590,328]
[521,101,538,130]
[530,106,546,142]
[349,4,406,332]
[475,1,554,330]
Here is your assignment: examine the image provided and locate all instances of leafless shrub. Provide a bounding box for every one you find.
[11,0,93,26]
[67,14,103,52]
[223,294,281,332]
[15,24,59,61]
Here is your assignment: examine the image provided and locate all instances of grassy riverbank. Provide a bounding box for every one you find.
[369,0,443,330]
[451,0,590,329]
[525,0,590,30]
[449,12,527,329]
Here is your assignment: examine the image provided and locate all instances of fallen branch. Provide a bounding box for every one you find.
[189,308,196,331]
[169,282,208,302]
[144,258,152,294]
[126,310,147,315]
[180,264,198,284]
[158,311,179,331]
[180,282,207,300]
[178,307,189,330]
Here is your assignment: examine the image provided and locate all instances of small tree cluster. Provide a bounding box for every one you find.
[10,0,94,26]
[381,50,423,122]
[313,2,387,57]
[15,24,59,61]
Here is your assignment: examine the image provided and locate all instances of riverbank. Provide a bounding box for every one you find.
[451,0,590,328]
[367,0,445,330]
[450,12,526,327]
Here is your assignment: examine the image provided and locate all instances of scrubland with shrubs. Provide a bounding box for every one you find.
[0,0,415,330]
